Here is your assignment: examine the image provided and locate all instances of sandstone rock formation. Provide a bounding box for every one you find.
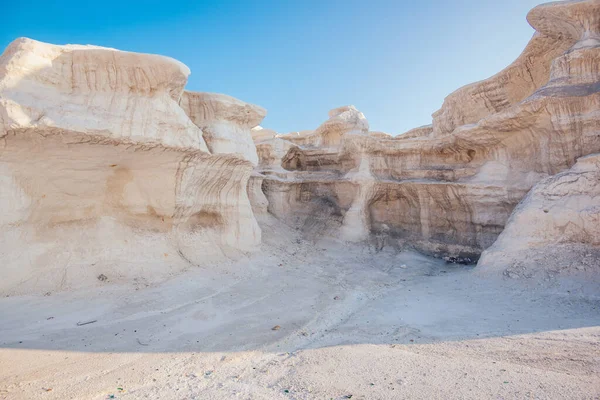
[251,126,277,142]
[1,0,599,294]
[478,153,600,279]
[179,91,265,165]
[0,38,261,295]
[254,0,600,265]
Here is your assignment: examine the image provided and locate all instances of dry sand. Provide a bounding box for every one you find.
[1,217,599,399]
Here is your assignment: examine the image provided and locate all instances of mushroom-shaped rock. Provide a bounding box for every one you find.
[251,126,278,143]
[314,105,369,147]
[179,91,266,165]
[0,38,260,295]
[0,37,208,151]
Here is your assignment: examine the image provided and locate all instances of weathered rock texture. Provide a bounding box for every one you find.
[0,38,261,295]
[254,0,600,264]
[478,153,600,279]
[1,0,599,292]
[179,91,265,165]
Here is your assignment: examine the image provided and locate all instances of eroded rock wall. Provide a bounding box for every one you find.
[254,0,600,261]
[179,91,266,165]
[477,153,600,279]
[0,38,260,295]
[1,0,598,290]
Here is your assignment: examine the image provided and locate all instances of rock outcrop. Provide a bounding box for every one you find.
[0,38,206,150]
[1,0,599,293]
[0,38,261,295]
[478,153,600,279]
[254,0,600,263]
[179,91,266,165]
[251,126,277,144]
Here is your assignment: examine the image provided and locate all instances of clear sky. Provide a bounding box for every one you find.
[2,0,543,135]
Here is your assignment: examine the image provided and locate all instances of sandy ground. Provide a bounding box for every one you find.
[1,218,599,399]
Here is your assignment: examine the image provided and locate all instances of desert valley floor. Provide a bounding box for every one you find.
[1,218,599,400]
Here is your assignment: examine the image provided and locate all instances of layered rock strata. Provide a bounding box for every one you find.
[1,0,599,291]
[179,91,266,165]
[255,0,600,261]
[0,38,260,295]
[478,153,600,279]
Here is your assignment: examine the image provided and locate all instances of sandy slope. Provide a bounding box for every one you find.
[1,218,599,399]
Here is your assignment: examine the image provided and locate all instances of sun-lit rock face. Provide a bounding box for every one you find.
[1,0,598,293]
[393,125,433,140]
[368,131,393,139]
[255,0,600,263]
[314,105,369,147]
[271,106,369,149]
[430,32,575,138]
[251,126,277,142]
[432,0,600,138]
[0,38,260,295]
[0,38,208,150]
[527,0,600,48]
[179,91,265,165]
[478,153,600,279]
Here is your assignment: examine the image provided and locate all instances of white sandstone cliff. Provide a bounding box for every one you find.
[0,38,261,295]
[478,153,600,279]
[179,91,265,165]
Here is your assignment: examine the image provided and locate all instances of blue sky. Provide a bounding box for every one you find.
[2,0,543,135]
